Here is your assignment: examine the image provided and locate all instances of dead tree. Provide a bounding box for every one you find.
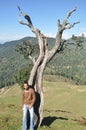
[18,6,79,127]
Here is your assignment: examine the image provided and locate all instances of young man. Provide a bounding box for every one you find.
[22,82,36,130]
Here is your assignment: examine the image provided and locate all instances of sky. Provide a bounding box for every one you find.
[0,0,86,43]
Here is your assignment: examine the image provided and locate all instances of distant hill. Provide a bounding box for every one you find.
[0,36,86,88]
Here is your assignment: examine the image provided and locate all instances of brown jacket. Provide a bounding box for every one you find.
[22,88,36,108]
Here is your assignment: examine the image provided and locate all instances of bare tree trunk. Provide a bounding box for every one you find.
[36,67,44,126]
[34,37,48,126]
[18,6,79,128]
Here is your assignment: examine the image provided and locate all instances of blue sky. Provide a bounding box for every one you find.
[0,0,86,43]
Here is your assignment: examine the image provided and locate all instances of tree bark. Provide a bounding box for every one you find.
[18,6,79,128]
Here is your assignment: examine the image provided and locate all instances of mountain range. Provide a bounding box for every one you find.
[0,36,86,88]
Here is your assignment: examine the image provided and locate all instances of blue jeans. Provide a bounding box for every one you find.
[22,104,34,130]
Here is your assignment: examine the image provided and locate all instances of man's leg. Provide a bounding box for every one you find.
[29,107,34,130]
[22,105,28,130]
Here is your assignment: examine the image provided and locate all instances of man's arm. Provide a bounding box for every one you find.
[22,91,24,111]
[29,88,36,108]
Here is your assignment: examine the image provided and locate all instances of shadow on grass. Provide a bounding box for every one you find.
[41,116,68,126]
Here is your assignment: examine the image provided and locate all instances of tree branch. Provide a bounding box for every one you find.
[28,55,36,64]
[18,6,46,52]
[65,7,77,20]
[18,5,33,25]
[65,21,80,29]
[62,7,79,31]
[47,7,79,63]
[18,6,48,86]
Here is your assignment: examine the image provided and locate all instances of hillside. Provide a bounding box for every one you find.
[0,36,86,88]
[45,37,86,85]
[0,75,86,130]
[0,36,55,88]
[0,37,38,88]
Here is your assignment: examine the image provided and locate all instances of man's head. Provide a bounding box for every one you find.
[23,81,28,90]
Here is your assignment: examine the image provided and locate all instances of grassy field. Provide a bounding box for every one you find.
[0,75,86,130]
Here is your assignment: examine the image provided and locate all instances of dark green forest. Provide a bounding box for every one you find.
[0,36,86,88]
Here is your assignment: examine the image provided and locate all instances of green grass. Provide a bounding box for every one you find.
[0,76,86,130]
[0,84,22,130]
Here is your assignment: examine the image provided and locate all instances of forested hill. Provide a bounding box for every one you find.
[0,36,55,88]
[0,36,86,88]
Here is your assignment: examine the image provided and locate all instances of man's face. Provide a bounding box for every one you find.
[23,83,28,90]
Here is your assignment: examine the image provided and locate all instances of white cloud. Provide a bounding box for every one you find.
[44,32,72,39]
[62,33,71,39]
[44,33,56,38]
[78,32,86,37]
[44,32,86,40]
[0,34,29,43]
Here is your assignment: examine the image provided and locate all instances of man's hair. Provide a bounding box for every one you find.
[23,81,28,85]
